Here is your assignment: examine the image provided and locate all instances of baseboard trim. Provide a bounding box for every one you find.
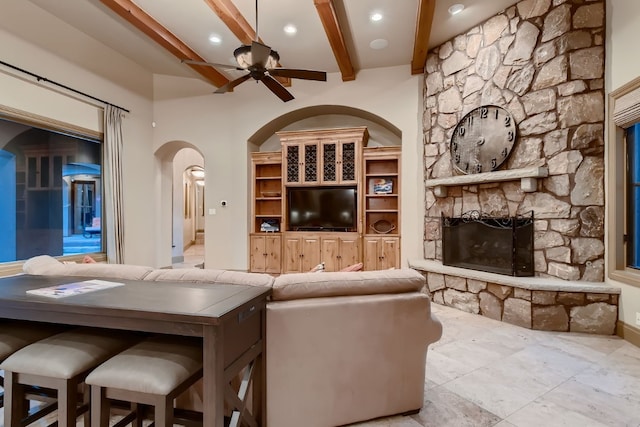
[617,320,640,348]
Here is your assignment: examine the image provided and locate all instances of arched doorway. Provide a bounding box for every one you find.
[155,141,205,268]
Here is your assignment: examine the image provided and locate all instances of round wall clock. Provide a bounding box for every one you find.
[450,105,517,174]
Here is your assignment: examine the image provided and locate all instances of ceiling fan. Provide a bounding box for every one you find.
[183,0,326,102]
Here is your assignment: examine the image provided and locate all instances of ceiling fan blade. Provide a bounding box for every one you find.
[261,75,294,102]
[214,74,252,94]
[181,59,242,70]
[269,69,327,81]
[251,41,272,67]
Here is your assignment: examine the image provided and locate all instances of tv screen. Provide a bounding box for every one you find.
[287,187,357,231]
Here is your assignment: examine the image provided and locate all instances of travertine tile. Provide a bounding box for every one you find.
[415,386,501,427]
[505,399,609,427]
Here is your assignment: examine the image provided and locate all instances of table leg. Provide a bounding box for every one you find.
[203,325,225,427]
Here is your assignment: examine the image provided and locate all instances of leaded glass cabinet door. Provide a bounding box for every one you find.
[340,141,357,184]
[321,139,358,185]
[284,142,319,185]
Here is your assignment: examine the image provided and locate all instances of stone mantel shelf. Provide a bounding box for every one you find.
[425,166,549,197]
[409,259,620,294]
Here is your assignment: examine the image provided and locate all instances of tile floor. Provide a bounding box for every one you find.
[172,243,205,269]
[349,303,640,427]
[4,279,640,427]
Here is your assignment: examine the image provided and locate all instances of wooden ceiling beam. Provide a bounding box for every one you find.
[203,0,290,87]
[411,0,436,75]
[100,0,229,88]
[314,0,355,82]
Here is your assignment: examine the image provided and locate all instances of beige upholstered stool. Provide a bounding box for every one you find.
[85,336,203,427]
[0,321,65,412]
[0,327,139,427]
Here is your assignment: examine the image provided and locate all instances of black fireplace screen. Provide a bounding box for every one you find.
[441,211,534,277]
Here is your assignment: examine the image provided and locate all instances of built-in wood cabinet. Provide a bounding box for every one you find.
[363,146,401,237]
[251,152,283,234]
[249,234,281,274]
[279,127,368,186]
[249,128,401,273]
[282,233,321,274]
[363,236,401,270]
[320,233,360,272]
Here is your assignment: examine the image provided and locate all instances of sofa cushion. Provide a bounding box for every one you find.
[23,255,154,281]
[272,269,425,301]
[144,268,274,288]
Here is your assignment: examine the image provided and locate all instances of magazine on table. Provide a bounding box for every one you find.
[26,279,124,298]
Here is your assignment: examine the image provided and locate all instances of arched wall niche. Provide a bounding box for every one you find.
[248,105,402,151]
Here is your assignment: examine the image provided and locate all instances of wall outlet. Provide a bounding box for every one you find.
[636,312,640,326]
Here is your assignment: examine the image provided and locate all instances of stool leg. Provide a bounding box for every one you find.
[91,385,110,427]
[4,371,26,427]
[58,379,78,427]
[154,396,172,427]
[131,403,143,427]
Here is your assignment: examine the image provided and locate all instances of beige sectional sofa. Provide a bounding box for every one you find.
[22,255,442,427]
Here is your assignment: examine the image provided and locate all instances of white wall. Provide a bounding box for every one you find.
[153,66,423,271]
[0,28,157,267]
[606,0,640,327]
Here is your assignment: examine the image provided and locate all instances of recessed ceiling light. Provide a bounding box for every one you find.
[283,24,297,35]
[208,34,222,44]
[370,12,383,22]
[370,39,388,50]
[448,4,465,15]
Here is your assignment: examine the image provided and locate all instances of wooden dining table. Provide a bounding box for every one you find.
[0,274,271,427]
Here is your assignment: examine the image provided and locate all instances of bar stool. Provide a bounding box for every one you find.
[85,335,203,427]
[0,327,140,427]
[0,321,66,411]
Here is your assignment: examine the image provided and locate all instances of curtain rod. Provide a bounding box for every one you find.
[0,60,130,113]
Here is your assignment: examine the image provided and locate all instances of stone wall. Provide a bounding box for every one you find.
[422,0,605,282]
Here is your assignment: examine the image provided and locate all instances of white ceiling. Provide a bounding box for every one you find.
[4,0,520,100]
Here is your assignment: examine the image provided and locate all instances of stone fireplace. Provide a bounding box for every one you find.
[410,0,620,334]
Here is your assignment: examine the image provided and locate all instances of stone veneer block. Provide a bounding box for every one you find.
[586,293,610,303]
[503,298,532,329]
[467,279,487,293]
[445,275,467,291]
[427,272,446,292]
[532,290,557,305]
[479,291,503,321]
[533,305,569,331]
[557,292,586,306]
[444,289,480,314]
[488,283,512,300]
[570,303,617,335]
[514,288,532,301]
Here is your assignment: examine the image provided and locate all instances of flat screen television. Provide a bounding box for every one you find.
[287,187,357,231]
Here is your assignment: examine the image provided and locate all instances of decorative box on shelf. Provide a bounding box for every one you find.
[260,219,280,232]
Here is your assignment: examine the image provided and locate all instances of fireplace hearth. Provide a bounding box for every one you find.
[441,211,534,277]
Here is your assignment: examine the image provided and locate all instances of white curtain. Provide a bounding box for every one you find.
[103,105,125,263]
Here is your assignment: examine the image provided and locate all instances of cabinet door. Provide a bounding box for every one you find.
[379,237,400,270]
[362,236,400,270]
[301,236,321,272]
[321,140,358,185]
[320,236,340,272]
[264,235,281,274]
[363,237,381,271]
[339,140,358,184]
[249,235,267,272]
[284,143,319,185]
[339,236,360,268]
[283,235,303,273]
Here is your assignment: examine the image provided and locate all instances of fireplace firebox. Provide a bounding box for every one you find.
[441,211,534,277]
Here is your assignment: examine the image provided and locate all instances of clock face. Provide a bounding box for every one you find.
[450,105,517,174]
